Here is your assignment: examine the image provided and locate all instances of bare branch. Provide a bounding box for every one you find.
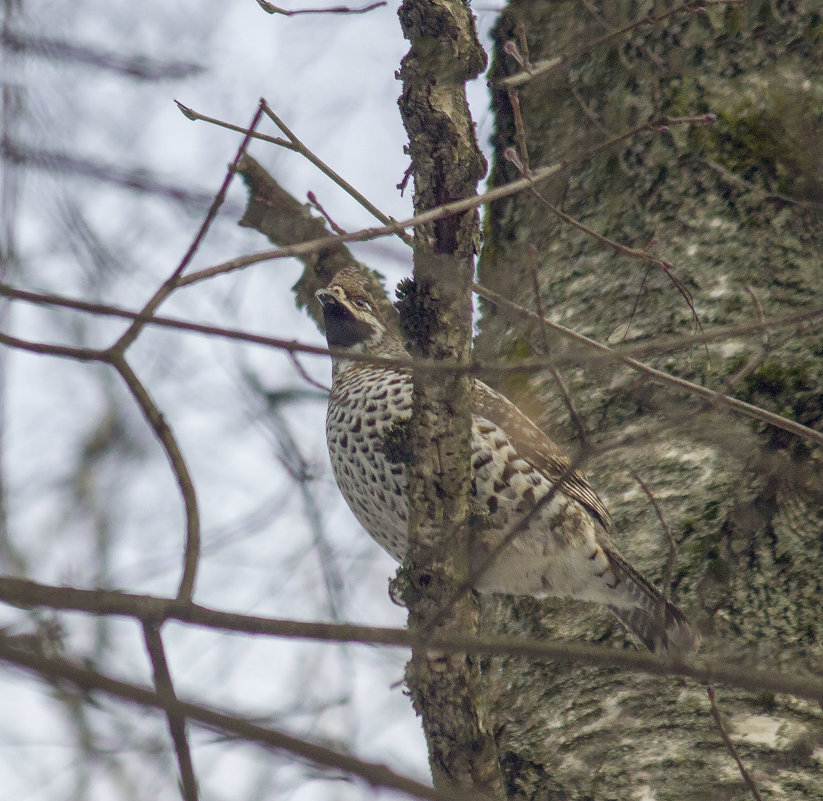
[0,329,106,361]
[526,247,588,446]
[112,101,266,353]
[473,281,823,449]
[630,470,677,601]
[0,638,466,801]
[6,281,823,373]
[178,114,712,288]
[143,624,199,801]
[2,578,823,704]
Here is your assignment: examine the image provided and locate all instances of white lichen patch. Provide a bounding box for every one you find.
[715,340,747,359]
[728,712,805,748]
[633,785,657,801]
[661,444,716,465]
[707,274,729,298]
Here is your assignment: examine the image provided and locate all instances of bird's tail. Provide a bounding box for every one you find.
[604,550,700,656]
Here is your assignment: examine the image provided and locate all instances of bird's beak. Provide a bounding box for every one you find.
[315,287,336,308]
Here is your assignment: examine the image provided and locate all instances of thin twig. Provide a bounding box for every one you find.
[507,142,708,339]
[698,156,819,208]
[707,682,764,801]
[307,190,347,235]
[261,99,412,243]
[526,247,588,446]
[506,87,530,174]
[472,281,823,449]
[630,470,677,600]
[288,352,330,393]
[143,623,199,801]
[112,101,266,353]
[499,0,744,88]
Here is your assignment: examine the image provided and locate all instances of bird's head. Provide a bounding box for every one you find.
[315,269,406,362]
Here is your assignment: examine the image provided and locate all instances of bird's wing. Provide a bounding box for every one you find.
[471,380,614,531]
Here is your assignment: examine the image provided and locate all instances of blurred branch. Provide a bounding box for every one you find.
[0,637,464,801]
[245,370,343,617]
[256,0,386,14]
[2,577,823,706]
[2,30,203,79]
[143,624,199,801]
[0,142,233,211]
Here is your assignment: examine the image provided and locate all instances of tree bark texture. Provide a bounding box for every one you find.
[476,1,823,799]
[396,2,503,798]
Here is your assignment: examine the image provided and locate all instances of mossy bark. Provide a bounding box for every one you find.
[396,1,503,798]
[476,1,823,798]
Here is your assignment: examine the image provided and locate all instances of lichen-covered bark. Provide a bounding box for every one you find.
[396,1,502,797]
[476,1,823,799]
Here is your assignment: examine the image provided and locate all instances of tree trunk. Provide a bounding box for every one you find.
[476,1,823,798]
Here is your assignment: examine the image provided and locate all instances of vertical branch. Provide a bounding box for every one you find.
[143,622,199,801]
[396,2,502,798]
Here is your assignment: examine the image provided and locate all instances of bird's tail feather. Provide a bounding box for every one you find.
[605,550,700,656]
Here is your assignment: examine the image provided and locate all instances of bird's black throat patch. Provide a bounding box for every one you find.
[322,302,376,348]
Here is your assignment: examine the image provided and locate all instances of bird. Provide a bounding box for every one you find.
[316,268,699,655]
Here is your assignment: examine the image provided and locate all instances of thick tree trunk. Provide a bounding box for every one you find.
[476,1,823,799]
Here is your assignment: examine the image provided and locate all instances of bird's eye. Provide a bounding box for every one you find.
[353,298,371,311]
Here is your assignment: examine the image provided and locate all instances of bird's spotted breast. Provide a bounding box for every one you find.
[326,366,412,561]
[325,366,598,598]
